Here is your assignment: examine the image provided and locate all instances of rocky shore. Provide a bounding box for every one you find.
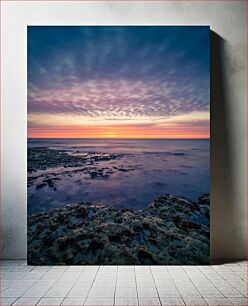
[28,147,136,190]
[28,147,124,173]
[28,193,210,265]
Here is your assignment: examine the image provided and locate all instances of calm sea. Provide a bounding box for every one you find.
[28,138,210,213]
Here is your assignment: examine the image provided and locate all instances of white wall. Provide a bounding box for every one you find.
[1,1,247,261]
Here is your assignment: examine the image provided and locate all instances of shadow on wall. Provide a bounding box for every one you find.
[210,31,245,264]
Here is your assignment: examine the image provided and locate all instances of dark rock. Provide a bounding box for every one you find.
[108,235,121,243]
[122,229,133,237]
[36,183,46,190]
[114,215,123,223]
[142,222,151,230]
[199,194,210,204]
[81,208,88,217]
[28,192,210,265]
[137,249,156,264]
[173,215,181,224]
[28,147,124,173]
[88,239,104,254]
[181,221,201,230]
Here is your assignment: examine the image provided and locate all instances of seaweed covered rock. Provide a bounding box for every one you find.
[28,193,210,265]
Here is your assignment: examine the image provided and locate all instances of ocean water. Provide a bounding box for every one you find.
[28,138,210,214]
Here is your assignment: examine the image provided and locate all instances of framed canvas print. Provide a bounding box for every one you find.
[27,26,210,265]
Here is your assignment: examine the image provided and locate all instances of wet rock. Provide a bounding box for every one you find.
[43,179,55,188]
[50,222,58,230]
[137,248,156,264]
[81,207,88,217]
[114,215,123,224]
[205,211,210,219]
[131,220,143,231]
[28,147,124,173]
[171,152,185,156]
[36,183,46,190]
[142,221,152,230]
[108,234,121,243]
[88,239,104,255]
[181,221,201,230]
[28,193,210,265]
[57,236,69,249]
[121,228,133,237]
[199,194,210,204]
[173,215,181,224]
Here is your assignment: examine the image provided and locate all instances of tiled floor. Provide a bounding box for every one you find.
[0,260,247,306]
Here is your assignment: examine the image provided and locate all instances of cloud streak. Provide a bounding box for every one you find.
[28,78,209,119]
[28,26,210,138]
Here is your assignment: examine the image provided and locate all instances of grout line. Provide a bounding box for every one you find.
[165,266,185,305]
[113,266,118,306]
[60,267,85,305]
[134,266,139,305]
[211,268,247,297]
[28,295,43,306]
[182,266,206,302]
[8,296,19,306]
[36,296,42,306]
[226,297,245,306]
[233,270,247,283]
[83,266,100,305]
[195,266,227,298]
[149,265,162,306]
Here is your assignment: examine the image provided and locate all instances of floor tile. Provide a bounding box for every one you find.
[138,287,158,297]
[117,272,136,280]
[92,280,116,288]
[32,266,52,272]
[49,266,68,272]
[61,297,86,305]
[182,297,207,305]
[178,288,201,297]
[77,276,95,284]
[99,266,117,272]
[37,297,64,305]
[218,286,244,297]
[0,260,246,306]
[138,297,161,305]
[45,284,73,297]
[204,297,233,305]
[160,297,185,305]
[228,297,248,305]
[116,279,136,287]
[115,287,137,298]
[157,288,180,297]
[197,287,224,297]
[85,297,114,305]
[136,279,155,287]
[154,280,176,288]
[22,282,53,297]
[12,297,40,305]
[67,285,91,297]
[0,297,18,306]
[88,287,115,298]
[66,266,85,272]
[2,289,29,298]
[115,297,139,305]
[117,266,134,272]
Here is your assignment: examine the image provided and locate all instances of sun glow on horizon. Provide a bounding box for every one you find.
[28,111,209,139]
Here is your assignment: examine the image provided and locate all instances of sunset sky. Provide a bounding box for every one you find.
[28,26,210,139]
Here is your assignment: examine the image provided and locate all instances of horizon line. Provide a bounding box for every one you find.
[28,137,210,140]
